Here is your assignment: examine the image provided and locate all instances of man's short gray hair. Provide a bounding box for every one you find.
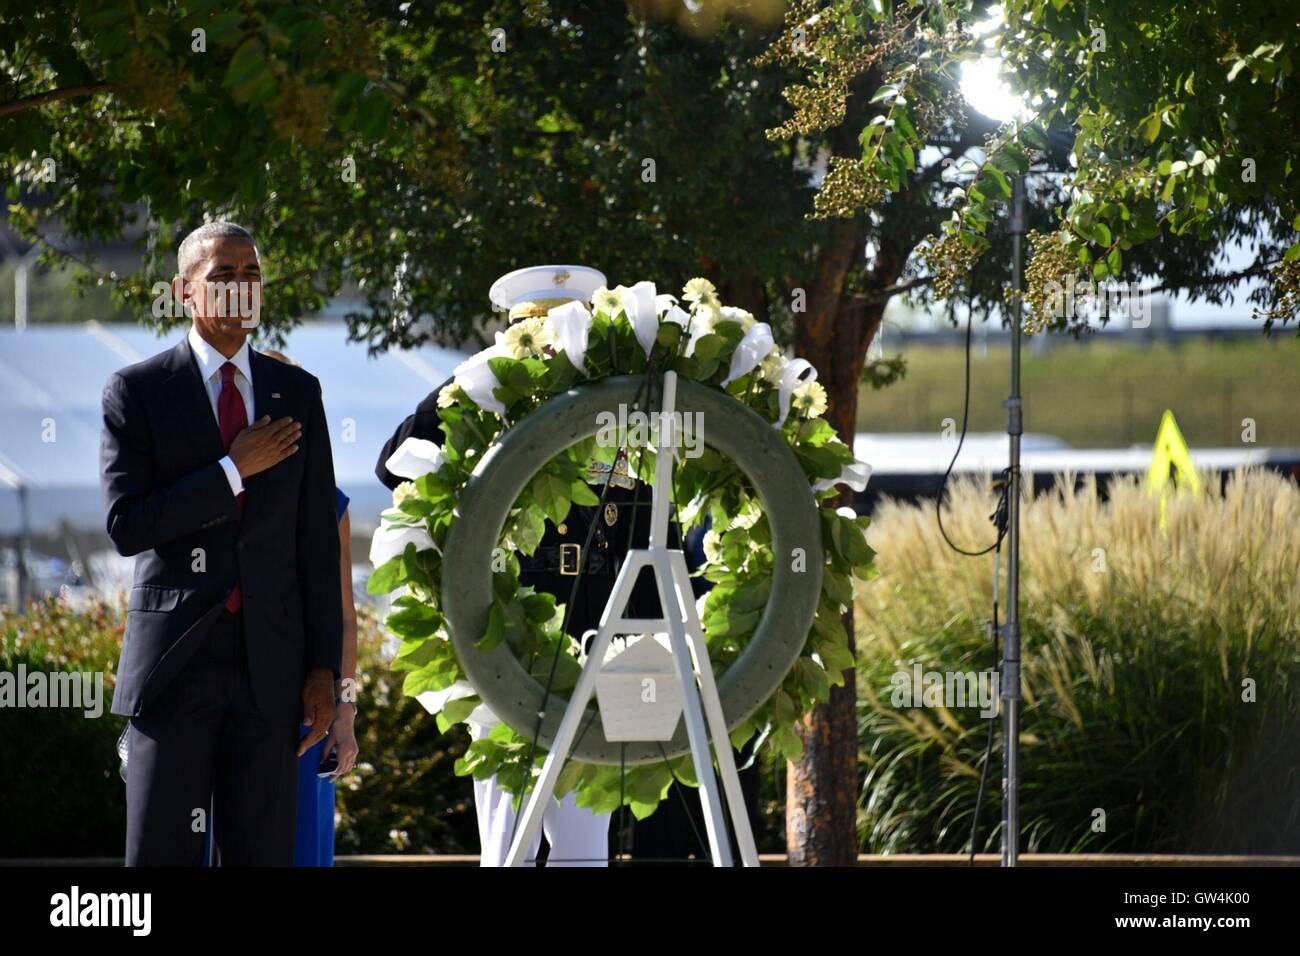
[177,221,257,279]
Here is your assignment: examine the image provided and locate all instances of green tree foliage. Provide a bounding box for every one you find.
[771,0,1300,329]
[1,0,815,347]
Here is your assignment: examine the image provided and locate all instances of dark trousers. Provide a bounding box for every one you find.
[125,609,299,866]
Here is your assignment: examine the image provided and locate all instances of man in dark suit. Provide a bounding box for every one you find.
[101,221,342,865]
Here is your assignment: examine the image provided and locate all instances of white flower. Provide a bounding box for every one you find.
[663,303,691,327]
[759,349,788,383]
[501,316,554,359]
[721,322,775,386]
[466,704,500,730]
[718,306,756,331]
[655,293,679,315]
[414,679,499,728]
[392,481,419,506]
[453,342,511,415]
[682,277,721,326]
[591,286,622,315]
[774,357,817,428]
[792,380,828,418]
[384,437,447,480]
[682,277,718,307]
[618,280,659,356]
[548,299,593,373]
[416,680,476,716]
[813,459,873,494]
[369,522,437,566]
[436,382,462,408]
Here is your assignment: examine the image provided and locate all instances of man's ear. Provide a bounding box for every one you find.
[173,274,194,318]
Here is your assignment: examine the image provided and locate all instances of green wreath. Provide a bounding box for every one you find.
[367,278,875,817]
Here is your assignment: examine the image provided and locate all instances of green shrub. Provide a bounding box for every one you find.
[855,469,1300,854]
[0,598,128,857]
[0,599,478,857]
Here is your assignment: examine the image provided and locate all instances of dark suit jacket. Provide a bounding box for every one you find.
[101,338,343,719]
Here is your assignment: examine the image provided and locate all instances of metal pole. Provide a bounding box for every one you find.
[15,245,40,331]
[17,485,30,608]
[1001,176,1026,867]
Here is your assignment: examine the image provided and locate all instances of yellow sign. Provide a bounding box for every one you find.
[1146,410,1201,494]
[1146,410,1200,529]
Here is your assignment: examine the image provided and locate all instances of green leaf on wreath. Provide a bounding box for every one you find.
[513,504,547,555]
[436,695,481,732]
[480,601,506,651]
[569,480,600,506]
[530,470,572,526]
[367,553,405,595]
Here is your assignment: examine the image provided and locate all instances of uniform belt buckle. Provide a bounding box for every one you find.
[559,543,581,575]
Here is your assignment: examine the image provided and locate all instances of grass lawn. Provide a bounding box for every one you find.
[856,335,1300,448]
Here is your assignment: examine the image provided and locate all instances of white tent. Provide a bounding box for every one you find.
[0,321,467,537]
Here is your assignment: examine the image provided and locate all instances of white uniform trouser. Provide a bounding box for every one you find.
[469,722,611,867]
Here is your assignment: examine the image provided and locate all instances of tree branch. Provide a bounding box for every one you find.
[1141,259,1281,296]
[0,82,112,118]
[850,275,935,305]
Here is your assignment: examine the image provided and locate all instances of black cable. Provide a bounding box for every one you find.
[936,307,1013,557]
[657,742,711,858]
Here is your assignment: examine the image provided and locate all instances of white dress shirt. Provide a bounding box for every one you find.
[187,325,255,497]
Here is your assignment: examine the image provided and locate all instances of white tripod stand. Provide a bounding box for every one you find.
[505,371,760,867]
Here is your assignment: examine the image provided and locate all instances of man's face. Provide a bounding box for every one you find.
[179,237,262,339]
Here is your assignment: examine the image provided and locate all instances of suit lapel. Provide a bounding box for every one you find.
[239,348,284,536]
[248,347,279,427]
[161,339,226,463]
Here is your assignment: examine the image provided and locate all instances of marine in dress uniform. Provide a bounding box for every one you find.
[376,266,667,865]
[376,265,756,864]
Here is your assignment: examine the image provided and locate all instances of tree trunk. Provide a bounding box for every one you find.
[787,259,886,865]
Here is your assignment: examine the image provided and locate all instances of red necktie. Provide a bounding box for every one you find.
[217,362,248,612]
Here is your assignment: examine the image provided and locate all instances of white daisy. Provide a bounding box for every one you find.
[792,380,828,418]
[682,277,718,307]
[501,316,554,359]
[436,382,463,408]
[591,286,622,316]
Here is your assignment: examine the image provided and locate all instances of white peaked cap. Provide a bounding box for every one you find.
[488,264,607,311]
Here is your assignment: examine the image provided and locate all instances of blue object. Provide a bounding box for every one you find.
[294,730,337,867]
[295,487,350,866]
